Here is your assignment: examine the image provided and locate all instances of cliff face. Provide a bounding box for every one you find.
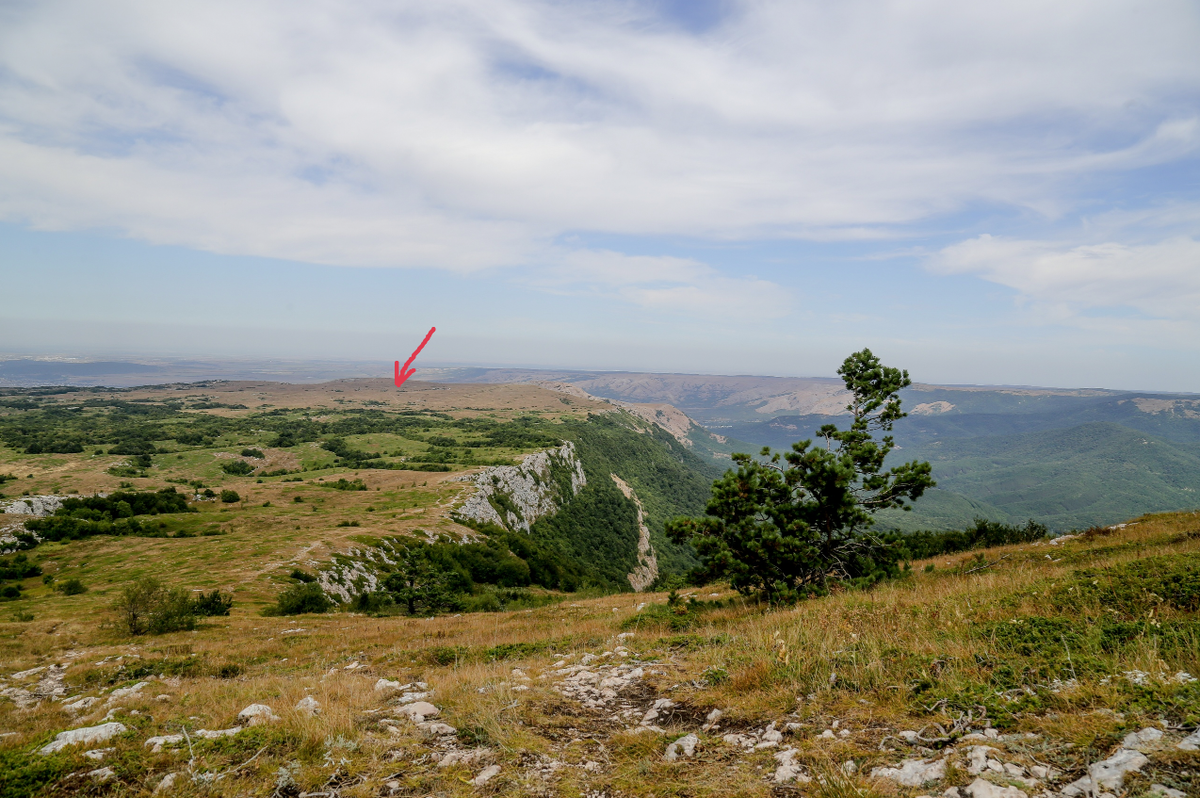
[452,442,586,533]
[610,474,658,592]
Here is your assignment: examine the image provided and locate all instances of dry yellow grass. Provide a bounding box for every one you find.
[2,512,1198,796]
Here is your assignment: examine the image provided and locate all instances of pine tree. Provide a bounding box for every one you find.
[666,348,934,601]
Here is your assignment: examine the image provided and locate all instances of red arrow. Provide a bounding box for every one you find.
[394,327,436,388]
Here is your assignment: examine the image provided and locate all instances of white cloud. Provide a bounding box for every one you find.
[534,249,791,317]
[932,234,1200,322]
[0,0,1197,278]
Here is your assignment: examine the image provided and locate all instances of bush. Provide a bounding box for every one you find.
[114,577,197,635]
[221,460,254,476]
[0,553,41,580]
[884,518,1049,561]
[240,448,265,459]
[191,589,233,616]
[326,478,367,491]
[220,490,240,503]
[56,578,87,595]
[289,568,317,583]
[271,582,332,615]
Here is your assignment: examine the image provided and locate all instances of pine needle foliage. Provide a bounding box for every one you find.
[667,348,935,601]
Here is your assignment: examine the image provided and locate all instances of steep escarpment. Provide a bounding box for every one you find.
[452,442,586,533]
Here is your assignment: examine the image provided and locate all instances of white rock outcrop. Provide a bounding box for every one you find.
[39,722,128,754]
[870,758,947,787]
[295,696,321,715]
[237,704,279,726]
[664,733,699,761]
[453,442,586,532]
[610,474,658,591]
[963,778,1026,798]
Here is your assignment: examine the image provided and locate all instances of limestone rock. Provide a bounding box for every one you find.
[145,734,184,753]
[295,696,321,716]
[105,681,149,705]
[1122,727,1165,752]
[664,733,699,761]
[86,766,115,782]
[194,727,243,739]
[871,758,947,787]
[1150,784,1186,798]
[453,443,586,532]
[773,748,810,784]
[39,722,128,754]
[439,748,491,768]
[153,772,179,794]
[472,764,501,785]
[963,778,1026,798]
[237,704,279,726]
[1061,747,1149,796]
[397,701,439,721]
[375,678,401,693]
[1177,728,1200,751]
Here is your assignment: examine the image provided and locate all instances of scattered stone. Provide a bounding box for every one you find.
[1061,747,1149,796]
[62,695,99,713]
[964,746,1003,776]
[1177,728,1200,751]
[397,691,431,704]
[870,758,947,787]
[1122,727,1165,752]
[295,696,321,716]
[701,708,723,731]
[83,748,113,760]
[397,701,439,722]
[375,678,401,693]
[664,733,699,761]
[842,760,857,775]
[439,748,491,768]
[420,721,457,736]
[472,764,501,786]
[39,722,128,754]
[963,778,1026,798]
[194,727,243,739]
[1149,784,1186,798]
[772,748,810,784]
[145,734,184,753]
[899,730,921,743]
[155,694,171,702]
[86,766,115,782]
[153,772,179,794]
[106,681,149,705]
[237,704,279,726]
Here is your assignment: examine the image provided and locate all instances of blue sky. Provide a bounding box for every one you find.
[2,0,1199,391]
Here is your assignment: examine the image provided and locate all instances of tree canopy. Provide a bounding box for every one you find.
[666,348,934,601]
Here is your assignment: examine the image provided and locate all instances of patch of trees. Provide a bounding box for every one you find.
[0,555,57,602]
[115,577,232,635]
[220,460,255,476]
[882,518,1049,561]
[22,488,196,545]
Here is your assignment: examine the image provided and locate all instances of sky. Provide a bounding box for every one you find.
[2,0,1199,391]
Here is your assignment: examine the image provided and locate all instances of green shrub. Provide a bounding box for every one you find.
[271,582,332,615]
[326,478,367,491]
[114,577,197,635]
[56,578,87,595]
[240,448,265,459]
[220,489,240,503]
[289,568,317,583]
[221,460,254,476]
[0,553,41,580]
[191,589,233,616]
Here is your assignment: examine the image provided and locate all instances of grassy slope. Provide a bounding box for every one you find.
[2,511,1197,796]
